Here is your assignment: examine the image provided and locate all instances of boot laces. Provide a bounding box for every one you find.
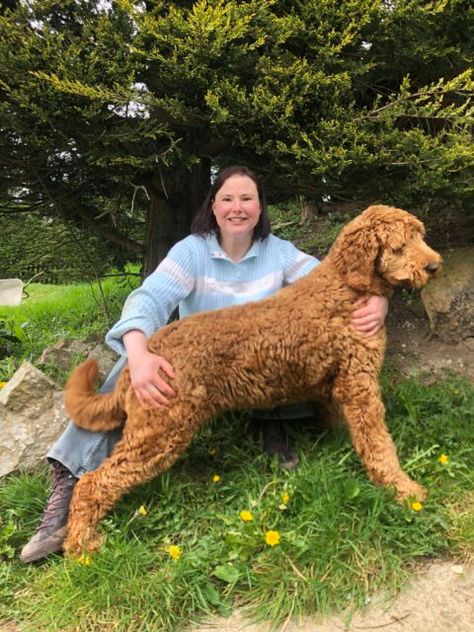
[37,463,77,533]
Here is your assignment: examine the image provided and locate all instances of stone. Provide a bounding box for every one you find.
[421,247,474,343]
[86,343,120,383]
[0,362,69,477]
[38,339,119,381]
[37,338,92,372]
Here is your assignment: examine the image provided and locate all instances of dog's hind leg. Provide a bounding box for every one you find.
[332,372,426,502]
[65,406,205,557]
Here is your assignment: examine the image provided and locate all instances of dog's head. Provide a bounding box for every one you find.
[331,205,442,291]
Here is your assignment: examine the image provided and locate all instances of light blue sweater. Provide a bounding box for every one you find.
[106,233,319,355]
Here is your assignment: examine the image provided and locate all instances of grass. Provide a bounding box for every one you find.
[0,274,138,381]
[0,270,473,630]
[0,371,473,631]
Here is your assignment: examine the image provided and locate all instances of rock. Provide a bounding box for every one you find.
[38,338,119,380]
[38,340,92,371]
[38,338,93,372]
[0,362,69,477]
[421,247,474,343]
[87,343,120,382]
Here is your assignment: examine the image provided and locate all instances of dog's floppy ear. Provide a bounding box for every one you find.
[331,215,379,291]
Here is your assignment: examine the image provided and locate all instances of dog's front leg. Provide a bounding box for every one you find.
[332,373,426,502]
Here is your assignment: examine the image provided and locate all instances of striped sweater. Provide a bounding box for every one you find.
[105,232,319,355]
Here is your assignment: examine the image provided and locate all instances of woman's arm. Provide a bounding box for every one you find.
[123,330,176,407]
[106,237,198,405]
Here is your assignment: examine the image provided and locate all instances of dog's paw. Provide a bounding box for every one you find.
[64,530,104,558]
[395,480,427,503]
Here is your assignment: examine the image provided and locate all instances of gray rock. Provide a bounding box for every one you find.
[421,247,474,343]
[0,362,69,477]
[38,338,119,382]
[37,338,92,372]
[86,343,120,383]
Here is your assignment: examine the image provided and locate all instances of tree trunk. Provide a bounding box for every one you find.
[142,160,211,278]
[299,195,319,223]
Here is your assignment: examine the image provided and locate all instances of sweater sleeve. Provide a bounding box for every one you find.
[278,238,319,284]
[105,236,197,355]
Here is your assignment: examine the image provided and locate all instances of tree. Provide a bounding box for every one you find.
[0,0,473,276]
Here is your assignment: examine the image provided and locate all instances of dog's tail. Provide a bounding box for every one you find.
[65,358,126,431]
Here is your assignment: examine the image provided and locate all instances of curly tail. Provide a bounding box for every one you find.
[64,358,126,431]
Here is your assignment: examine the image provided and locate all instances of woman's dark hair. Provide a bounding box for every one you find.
[191,165,271,240]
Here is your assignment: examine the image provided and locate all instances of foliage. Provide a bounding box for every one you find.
[0,373,472,630]
[0,0,473,272]
[0,209,138,283]
[0,315,28,358]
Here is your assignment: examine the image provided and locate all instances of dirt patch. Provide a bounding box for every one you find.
[194,560,474,632]
[385,290,473,382]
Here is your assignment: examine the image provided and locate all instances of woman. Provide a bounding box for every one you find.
[21,166,387,563]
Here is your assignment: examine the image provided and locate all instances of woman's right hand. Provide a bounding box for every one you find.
[128,351,176,407]
[123,329,176,407]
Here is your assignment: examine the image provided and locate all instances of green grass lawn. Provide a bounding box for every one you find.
[0,276,138,381]
[0,278,473,631]
[0,373,473,631]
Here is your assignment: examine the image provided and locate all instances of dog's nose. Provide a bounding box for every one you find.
[425,261,439,274]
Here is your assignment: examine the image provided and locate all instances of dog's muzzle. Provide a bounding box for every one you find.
[425,261,440,275]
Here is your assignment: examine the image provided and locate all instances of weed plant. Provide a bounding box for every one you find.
[0,372,472,631]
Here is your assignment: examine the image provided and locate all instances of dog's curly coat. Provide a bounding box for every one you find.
[64,205,441,555]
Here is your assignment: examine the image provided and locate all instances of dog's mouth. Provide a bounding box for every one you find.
[380,261,441,289]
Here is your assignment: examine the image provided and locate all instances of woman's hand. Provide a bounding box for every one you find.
[352,295,389,337]
[123,329,176,407]
[128,351,176,407]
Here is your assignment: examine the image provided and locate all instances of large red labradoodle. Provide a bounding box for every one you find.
[64,205,441,555]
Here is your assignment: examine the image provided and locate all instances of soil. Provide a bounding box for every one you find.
[194,560,474,632]
[384,290,474,383]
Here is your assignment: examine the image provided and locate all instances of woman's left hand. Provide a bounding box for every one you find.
[352,295,389,337]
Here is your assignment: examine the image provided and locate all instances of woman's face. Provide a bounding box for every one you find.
[212,175,261,240]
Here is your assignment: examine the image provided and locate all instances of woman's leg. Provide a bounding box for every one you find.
[250,403,314,470]
[20,356,126,563]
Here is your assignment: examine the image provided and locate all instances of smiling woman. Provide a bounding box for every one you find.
[20,165,389,565]
[211,174,262,262]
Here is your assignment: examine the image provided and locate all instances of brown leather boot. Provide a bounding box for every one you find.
[20,460,78,563]
[258,419,299,471]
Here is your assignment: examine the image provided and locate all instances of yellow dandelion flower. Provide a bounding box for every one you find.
[411,501,423,512]
[239,510,253,522]
[212,474,221,483]
[265,530,281,547]
[0,381,7,389]
[76,554,92,566]
[281,491,290,505]
[168,545,181,561]
[438,454,449,465]
[138,504,148,517]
